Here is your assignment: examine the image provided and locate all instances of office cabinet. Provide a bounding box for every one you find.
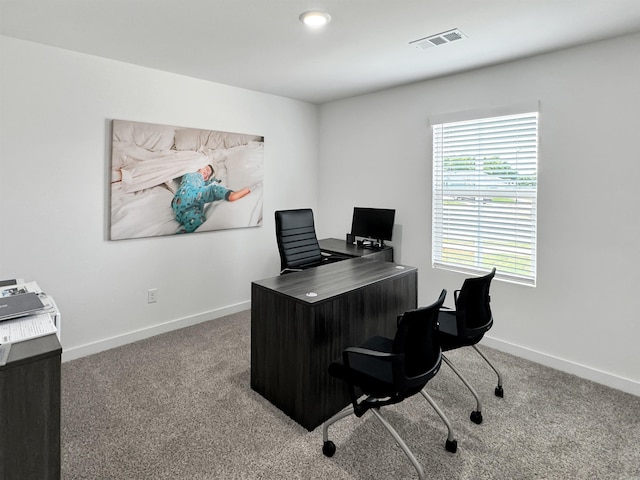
[0,334,62,480]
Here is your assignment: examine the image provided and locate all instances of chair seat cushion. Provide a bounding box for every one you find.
[328,336,397,398]
[438,310,484,351]
[438,310,458,336]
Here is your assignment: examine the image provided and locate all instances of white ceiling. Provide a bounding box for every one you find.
[2,0,640,104]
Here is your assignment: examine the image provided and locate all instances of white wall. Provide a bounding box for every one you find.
[317,33,640,396]
[0,36,319,360]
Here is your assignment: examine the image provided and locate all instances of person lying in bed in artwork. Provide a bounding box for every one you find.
[171,164,251,233]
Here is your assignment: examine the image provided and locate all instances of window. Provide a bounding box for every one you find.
[432,111,538,286]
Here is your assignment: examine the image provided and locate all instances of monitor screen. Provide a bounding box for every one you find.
[350,207,396,242]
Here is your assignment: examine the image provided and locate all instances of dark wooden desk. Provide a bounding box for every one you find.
[319,237,394,262]
[251,257,417,430]
[0,334,61,480]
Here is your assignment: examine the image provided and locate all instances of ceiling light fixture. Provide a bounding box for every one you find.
[299,10,331,28]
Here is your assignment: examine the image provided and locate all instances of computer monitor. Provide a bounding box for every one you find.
[350,207,396,246]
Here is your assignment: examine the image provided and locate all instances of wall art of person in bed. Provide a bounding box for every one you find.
[171,165,251,233]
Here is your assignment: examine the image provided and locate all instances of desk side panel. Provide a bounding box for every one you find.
[359,248,393,262]
[251,283,311,419]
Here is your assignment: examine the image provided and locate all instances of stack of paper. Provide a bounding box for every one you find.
[0,280,59,345]
[0,313,58,344]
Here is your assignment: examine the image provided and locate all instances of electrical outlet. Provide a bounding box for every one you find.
[147,288,158,303]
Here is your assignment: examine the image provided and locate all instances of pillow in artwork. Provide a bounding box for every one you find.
[174,128,209,151]
[174,128,263,151]
[223,133,263,148]
[224,142,264,191]
[113,120,176,152]
[200,147,229,186]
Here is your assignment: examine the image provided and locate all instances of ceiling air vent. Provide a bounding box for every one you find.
[410,28,467,50]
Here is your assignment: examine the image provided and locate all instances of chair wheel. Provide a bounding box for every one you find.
[470,410,483,424]
[495,385,504,398]
[446,439,458,453]
[322,440,336,457]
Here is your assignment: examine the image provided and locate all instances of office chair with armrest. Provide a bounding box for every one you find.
[322,290,457,480]
[438,267,503,425]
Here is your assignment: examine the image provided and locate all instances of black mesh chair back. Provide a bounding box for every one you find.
[333,289,446,403]
[275,209,322,273]
[454,267,495,339]
[393,299,444,385]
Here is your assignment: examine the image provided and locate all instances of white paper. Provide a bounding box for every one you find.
[0,313,57,344]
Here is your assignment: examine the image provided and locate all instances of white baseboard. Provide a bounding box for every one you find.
[61,301,250,362]
[482,336,640,397]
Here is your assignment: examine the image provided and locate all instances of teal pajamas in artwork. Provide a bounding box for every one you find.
[171,172,232,233]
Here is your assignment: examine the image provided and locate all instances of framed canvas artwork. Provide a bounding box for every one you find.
[109,120,264,240]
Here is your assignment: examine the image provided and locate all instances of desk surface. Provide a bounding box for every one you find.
[319,237,392,258]
[252,257,415,304]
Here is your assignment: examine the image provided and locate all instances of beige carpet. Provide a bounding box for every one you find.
[61,310,640,479]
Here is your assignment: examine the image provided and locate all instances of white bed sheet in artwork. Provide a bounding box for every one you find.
[109,120,264,240]
[110,180,263,240]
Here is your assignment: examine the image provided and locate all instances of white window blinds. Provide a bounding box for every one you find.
[432,111,538,286]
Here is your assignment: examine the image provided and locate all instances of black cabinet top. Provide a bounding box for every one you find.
[1,334,62,370]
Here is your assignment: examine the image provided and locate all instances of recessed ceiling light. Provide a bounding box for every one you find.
[299,10,331,27]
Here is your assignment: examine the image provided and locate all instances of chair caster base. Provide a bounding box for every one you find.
[470,410,483,424]
[446,439,458,453]
[495,385,504,398]
[322,440,336,457]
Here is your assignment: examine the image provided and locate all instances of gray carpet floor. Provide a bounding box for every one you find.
[61,310,640,479]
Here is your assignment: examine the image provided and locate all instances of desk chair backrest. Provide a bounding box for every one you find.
[392,289,447,394]
[454,267,496,339]
[275,209,322,272]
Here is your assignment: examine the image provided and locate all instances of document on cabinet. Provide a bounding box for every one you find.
[0,280,42,297]
[0,313,57,345]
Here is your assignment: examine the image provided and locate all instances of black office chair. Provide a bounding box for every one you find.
[438,267,503,425]
[274,209,324,274]
[322,290,457,480]
[275,208,347,274]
